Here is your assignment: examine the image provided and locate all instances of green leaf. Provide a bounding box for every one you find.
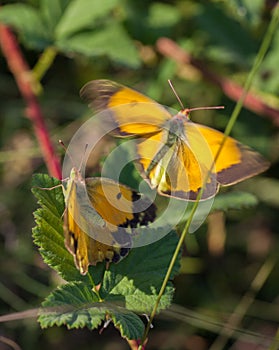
[101,140,143,189]
[148,2,180,28]
[229,0,263,26]
[39,282,145,339]
[39,282,105,329]
[174,191,259,233]
[55,0,119,39]
[0,4,50,49]
[32,174,105,284]
[32,174,64,217]
[255,30,279,94]
[40,0,72,34]
[33,173,180,338]
[196,2,258,65]
[101,230,180,314]
[212,191,259,212]
[110,309,145,340]
[56,23,141,67]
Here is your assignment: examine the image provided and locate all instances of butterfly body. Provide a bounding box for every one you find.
[80,79,270,201]
[147,109,194,171]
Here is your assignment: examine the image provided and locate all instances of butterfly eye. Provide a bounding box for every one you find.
[116,192,122,200]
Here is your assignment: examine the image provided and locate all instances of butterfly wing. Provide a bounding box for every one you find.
[81,80,217,200]
[63,169,119,274]
[136,120,269,199]
[135,124,218,200]
[80,79,171,136]
[85,177,156,229]
[192,124,270,185]
[63,169,156,275]
[151,121,270,200]
[81,80,269,200]
[64,198,116,275]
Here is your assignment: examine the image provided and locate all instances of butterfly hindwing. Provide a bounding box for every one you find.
[85,177,156,228]
[63,168,156,275]
[193,125,270,185]
[135,121,219,200]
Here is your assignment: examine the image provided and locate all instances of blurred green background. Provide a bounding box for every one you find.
[0,0,279,349]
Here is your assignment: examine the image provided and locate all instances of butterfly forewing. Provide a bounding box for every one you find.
[64,204,115,275]
[80,79,172,136]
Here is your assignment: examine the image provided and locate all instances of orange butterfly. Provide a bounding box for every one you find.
[80,80,270,201]
[63,167,156,275]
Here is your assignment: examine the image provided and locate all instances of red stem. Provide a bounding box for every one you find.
[0,25,62,179]
[156,37,279,126]
[127,339,146,350]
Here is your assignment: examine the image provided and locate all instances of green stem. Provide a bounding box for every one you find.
[88,272,103,301]
[32,46,57,92]
[139,197,202,348]
[139,4,279,348]
[223,4,279,139]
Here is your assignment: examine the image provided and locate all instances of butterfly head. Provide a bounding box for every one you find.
[177,109,191,121]
[69,167,83,182]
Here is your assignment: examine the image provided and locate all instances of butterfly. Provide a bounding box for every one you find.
[62,166,156,275]
[80,79,270,201]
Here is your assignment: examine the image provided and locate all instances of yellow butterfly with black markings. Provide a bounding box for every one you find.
[63,167,156,275]
[80,79,270,201]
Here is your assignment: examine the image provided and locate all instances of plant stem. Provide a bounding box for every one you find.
[0,25,61,179]
[139,200,200,348]
[223,3,279,137]
[87,273,103,302]
[0,335,21,350]
[128,339,144,350]
[32,46,57,85]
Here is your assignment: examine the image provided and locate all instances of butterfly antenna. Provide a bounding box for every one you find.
[188,106,225,113]
[167,80,224,113]
[168,79,185,110]
[78,143,89,172]
[59,139,76,169]
[59,139,67,151]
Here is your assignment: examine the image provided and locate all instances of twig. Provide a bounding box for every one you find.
[0,25,61,179]
[32,46,57,90]
[156,37,279,126]
[0,335,21,350]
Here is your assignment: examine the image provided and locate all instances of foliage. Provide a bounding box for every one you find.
[0,0,140,67]
[32,173,180,338]
[0,1,278,350]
